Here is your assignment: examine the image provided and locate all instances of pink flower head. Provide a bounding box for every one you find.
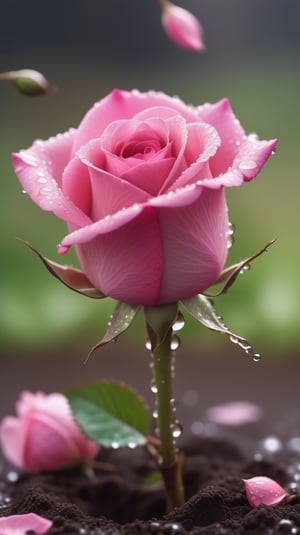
[12,89,277,306]
[161,1,205,51]
[243,476,289,507]
[0,391,99,472]
[0,513,52,534]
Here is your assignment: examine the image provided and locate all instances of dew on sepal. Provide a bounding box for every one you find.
[170,335,180,351]
[172,312,185,332]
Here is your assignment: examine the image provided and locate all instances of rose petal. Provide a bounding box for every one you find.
[0,417,25,469]
[243,476,289,507]
[206,401,263,426]
[74,206,164,305]
[13,131,91,227]
[156,187,228,303]
[0,513,52,534]
[233,136,278,181]
[72,89,198,153]
[197,98,246,175]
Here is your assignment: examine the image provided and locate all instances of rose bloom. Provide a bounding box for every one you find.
[0,391,99,471]
[13,89,277,306]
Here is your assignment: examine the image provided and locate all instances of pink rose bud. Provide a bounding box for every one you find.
[0,391,99,471]
[12,89,277,306]
[0,513,52,534]
[161,1,205,51]
[243,476,289,507]
[0,69,56,96]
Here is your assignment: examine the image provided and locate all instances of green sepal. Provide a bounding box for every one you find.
[181,294,252,350]
[87,301,140,359]
[65,381,150,448]
[206,240,275,297]
[144,302,178,351]
[18,238,105,298]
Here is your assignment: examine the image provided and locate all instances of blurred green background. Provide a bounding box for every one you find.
[1,0,299,355]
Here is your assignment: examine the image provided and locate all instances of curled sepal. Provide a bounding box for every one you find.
[206,240,276,297]
[65,381,150,448]
[243,476,290,508]
[181,294,254,353]
[0,69,57,96]
[87,301,140,360]
[144,303,178,352]
[18,239,105,298]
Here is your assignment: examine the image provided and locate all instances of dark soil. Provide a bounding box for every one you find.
[1,434,300,534]
[2,349,300,533]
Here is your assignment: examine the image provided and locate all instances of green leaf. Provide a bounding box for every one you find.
[87,301,140,359]
[181,294,255,354]
[65,381,150,448]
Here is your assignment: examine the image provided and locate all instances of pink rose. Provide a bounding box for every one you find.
[0,391,99,472]
[13,89,277,306]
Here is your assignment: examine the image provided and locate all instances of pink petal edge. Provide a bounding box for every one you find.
[0,512,52,534]
[243,476,288,508]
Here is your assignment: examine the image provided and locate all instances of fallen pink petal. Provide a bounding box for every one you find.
[161,2,205,51]
[243,476,289,507]
[0,513,52,534]
[205,401,263,426]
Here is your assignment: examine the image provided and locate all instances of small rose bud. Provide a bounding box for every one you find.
[0,391,100,471]
[0,69,56,96]
[243,476,289,507]
[0,513,52,535]
[161,1,205,51]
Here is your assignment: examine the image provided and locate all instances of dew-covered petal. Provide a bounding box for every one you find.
[244,476,289,507]
[233,136,278,181]
[74,207,164,305]
[169,122,220,189]
[13,130,91,227]
[197,99,246,175]
[60,203,146,247]
[72,89,198,153]
[0,513,52,534]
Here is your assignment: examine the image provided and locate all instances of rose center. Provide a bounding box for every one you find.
[121,138,162,160]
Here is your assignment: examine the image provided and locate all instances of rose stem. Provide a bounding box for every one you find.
[151,328,185,511]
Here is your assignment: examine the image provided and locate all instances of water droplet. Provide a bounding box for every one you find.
[261,436,283,454]
[171,421,183,439]
[6,471,19,483]
[170,335,180,351]
[253,353,261,363]
[239,264,251,274]
[111,441,120,449]
[145,339,152,351]
[150,379,158,394]
[172,313,185,332]
[153,409,158,419]
[128,441,137,449]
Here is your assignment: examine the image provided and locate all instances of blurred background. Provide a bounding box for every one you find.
[1,1,300,422]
